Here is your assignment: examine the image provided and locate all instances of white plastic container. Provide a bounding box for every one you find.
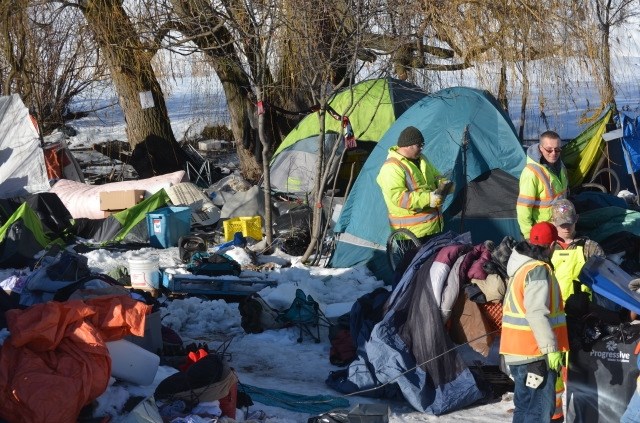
[128,256,160,291]
[106,339,160,386]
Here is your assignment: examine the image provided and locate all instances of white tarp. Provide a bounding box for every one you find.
[0,94,49,198]
[50,170,186,219]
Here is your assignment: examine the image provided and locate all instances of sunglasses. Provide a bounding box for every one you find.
[541,146,562,154]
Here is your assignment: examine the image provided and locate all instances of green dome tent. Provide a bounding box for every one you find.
[269,78,427,196]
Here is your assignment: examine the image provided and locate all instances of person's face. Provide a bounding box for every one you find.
[400,142,424,159]
[539,136,562,164]
[555,222,575,241]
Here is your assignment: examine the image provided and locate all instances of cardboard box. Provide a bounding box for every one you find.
[100,190,145,211]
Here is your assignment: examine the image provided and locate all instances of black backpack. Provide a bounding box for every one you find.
[238,293,284,334]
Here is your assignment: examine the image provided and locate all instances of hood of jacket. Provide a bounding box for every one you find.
[506,241,551,277]
[526,143,543,164]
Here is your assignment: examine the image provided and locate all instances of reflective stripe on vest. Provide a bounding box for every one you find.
[384,157,439,227]
[553,376,565,420]
[388,211,440,228]
[500,260,569,357]
[551,245,587,303]
[384,157,418,209]
[516,163,567,208]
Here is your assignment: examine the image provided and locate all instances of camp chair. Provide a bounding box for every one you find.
[277,288,330,343]
[183,143,217,187]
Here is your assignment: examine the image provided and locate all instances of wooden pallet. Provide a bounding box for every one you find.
[162,273,276,297]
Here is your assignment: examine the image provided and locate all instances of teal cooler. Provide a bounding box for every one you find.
[146,206,192,248]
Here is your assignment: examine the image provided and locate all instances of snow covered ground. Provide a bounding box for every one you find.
[3,38,640,422]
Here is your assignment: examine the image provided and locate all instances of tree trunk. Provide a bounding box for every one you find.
[256,86,273,246]
[497,58,508,112]
[601,25,615,106]
[81,0,176,151]
[519,59,529,141]
[170,0,279,182]
[301,110,327,262]
[80,0,185,177]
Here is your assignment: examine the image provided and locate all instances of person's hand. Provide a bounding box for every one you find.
[430,192,443,208]
[547,351,564,372]
[436,179,454,196]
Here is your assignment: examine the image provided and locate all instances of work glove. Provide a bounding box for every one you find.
[436,178,454,197]
[547,351,564,372]
[429,192,443,208]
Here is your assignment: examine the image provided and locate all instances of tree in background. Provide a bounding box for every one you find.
[0,1,105,135]
[77,0,188,177]
[592,0,638,107]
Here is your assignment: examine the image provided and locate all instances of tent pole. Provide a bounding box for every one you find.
[459,126,469,233]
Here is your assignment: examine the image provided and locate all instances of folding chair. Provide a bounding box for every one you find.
[183,144,216,187]
[277,289,330,343]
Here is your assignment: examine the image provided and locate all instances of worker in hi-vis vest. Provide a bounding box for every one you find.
[549,198,605,422]
[550,199,605,302]
[517,131,568,239]
[500,221,569,423]
[376,126,452,242]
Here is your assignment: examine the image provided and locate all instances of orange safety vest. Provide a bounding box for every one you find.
[500,260,569,357]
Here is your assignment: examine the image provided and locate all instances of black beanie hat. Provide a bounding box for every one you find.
[397,126,424,147]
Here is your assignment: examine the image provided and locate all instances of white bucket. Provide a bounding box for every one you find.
[128,256,160,291]
[106,339,159,385]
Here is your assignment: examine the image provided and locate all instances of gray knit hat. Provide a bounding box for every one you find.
[397,126,424,147]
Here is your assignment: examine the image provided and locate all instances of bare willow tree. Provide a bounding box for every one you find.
[0,1,104,135]
[16,0,186,178]
[212,0,283,245]
[591,0,638,106]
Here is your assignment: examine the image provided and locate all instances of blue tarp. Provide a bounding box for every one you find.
[621,113,640,175]
[580,256,640,316]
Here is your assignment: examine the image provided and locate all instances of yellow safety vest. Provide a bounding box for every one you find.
[376,148,442,238]
[517,160,568,237]
[551,244,591,303]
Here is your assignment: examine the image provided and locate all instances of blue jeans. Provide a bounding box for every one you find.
[510,361,557,423]
[621,386,640,423]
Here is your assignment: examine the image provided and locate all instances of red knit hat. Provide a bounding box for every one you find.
[529,222,558,246]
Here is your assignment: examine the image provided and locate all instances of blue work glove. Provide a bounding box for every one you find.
[547,351,564,372]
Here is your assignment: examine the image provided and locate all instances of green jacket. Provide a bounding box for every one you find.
[376,147,441,238]
[517,146,568,238]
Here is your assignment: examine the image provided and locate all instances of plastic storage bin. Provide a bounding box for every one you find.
[106,339,159,386]
[146,206,192,248]
[223,216,263,241]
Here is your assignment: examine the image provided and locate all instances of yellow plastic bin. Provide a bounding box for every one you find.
[223,216,263,241]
